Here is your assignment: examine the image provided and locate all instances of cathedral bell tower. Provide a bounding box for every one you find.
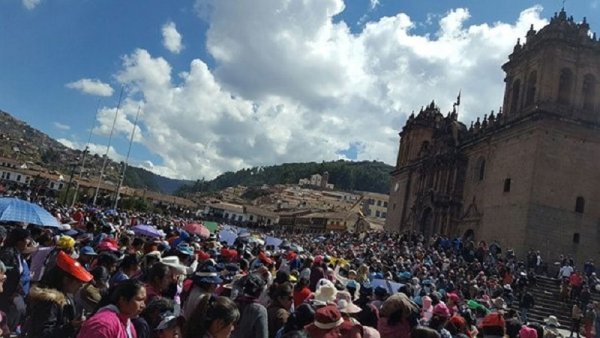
[501,9,600,123]
[396,101,441,168]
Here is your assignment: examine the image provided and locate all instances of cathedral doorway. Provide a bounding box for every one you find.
[463,229,475,242]
[420,208,433,238]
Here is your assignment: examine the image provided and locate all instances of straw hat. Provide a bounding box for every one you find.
[336,291,361,314]
[313,280,338,306]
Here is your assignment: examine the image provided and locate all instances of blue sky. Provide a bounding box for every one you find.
[0,0,598,179]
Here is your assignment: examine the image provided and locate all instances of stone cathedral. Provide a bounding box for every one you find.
[385,9,600,262]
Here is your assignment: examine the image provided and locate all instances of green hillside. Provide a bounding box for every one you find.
[177,160,394,195]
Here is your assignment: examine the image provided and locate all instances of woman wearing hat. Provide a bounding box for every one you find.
[181,265,223,320]
[24,251,93,338]
[304,304,362,338]
[77,279,147,338]
[231,273,268,338]
[378,293,419,338]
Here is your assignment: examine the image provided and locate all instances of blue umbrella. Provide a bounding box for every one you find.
[132,224,164,238]
[0,197,60,227]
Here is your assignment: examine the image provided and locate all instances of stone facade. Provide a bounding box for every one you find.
[386,10,600,263]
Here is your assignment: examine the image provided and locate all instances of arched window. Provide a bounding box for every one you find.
[525,71,537,106]
[558,68,573,105]
[583,74,596,111]
[510,79,521,114]
[575,196,585,213]
[503,178,511,192]
[475,157,486,181]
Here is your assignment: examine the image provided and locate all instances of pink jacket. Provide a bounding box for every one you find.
[77,305,137,338]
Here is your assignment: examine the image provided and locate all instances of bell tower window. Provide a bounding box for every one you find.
[525,71,537,106]
[557,68,573,105]
[510,79,521,114]
[583,74,596,111]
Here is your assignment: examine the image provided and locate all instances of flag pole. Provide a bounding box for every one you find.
[71,99,101,207]
[92,86,124,206]
[113,105,141,210]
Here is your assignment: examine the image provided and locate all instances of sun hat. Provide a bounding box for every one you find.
[314,280,338,306]
[304,305,344,338]
[336,291,362,314]
[519,325,538,338]
[80,246,97,256]
[380,293,417,318]
[193,265,224,285]
[544,315,561,327]
[433,302,451,318]
[176,243,194,256]
[56,251,93,283]
[161,256,188,275]
[155,312,178,331]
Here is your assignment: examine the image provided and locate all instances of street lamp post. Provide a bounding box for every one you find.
[62,159,79,206]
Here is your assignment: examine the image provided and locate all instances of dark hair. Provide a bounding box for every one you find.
[282,304,315,334]
[97,252,119,266]
[281,331,309,338]
[241,273,266,298]
[147,263,170,286]
[412,326,441,338]
[294,277,309,291]
[4,228,30,247]
[357,304,379,328]
[108,279,144,306]
[132,237,144,247]
[40,266,75,291]
[183,295,239,338]
[269,282,293,300]
[141,298,175,330]
[120,254,140,270]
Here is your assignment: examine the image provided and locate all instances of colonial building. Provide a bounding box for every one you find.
[386,10,600,262]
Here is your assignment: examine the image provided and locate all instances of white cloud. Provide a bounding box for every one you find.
[66,78,114,97]
[162,21,184,54]
[592,1,600,9]
[22,0,41,10]
[57,138,125,162]
[96,1,547,180]
[53,122,70,130]
[369,0,380,10]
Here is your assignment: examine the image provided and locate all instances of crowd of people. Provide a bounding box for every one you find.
[0,198,596,338]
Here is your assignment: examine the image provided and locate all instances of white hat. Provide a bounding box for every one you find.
[161,256,188,275]
[544,315,561,327]
[313,280,337,306]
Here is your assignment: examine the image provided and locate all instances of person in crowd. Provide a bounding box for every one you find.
[181,264,222,319]
[412,326,441,338]
[183,294,240,338]
[267,282,293,338]
[110,254,141,287]
[544,315,564,338]
[78,246,98,270]
[429,303,452,338]
[304,304,361,338]
[152,312,181,338]
[24,251,93,338]
[571,303,583,338]
[275,304,315,338]
[145,263,172,304]
[231,273,268,338]
[519,287,535,323]
[78,266,110,313]
[77,279,146,338]
[0,228,33,331]
[378,293,418,338]
[139,298,175,338]
[293,277,311,308]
